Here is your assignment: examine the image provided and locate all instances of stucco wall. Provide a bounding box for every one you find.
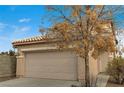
[77,57,85,83]
[97,52,111,73]
[15,42,111,84]
[16,56,24,77]
[0,55,16,77]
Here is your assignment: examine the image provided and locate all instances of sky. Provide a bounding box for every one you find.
[0,5,49,52]
[0,5,124,52]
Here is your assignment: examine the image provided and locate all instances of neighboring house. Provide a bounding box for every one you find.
[12,35,113,85]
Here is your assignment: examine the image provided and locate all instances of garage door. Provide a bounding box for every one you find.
[25,51,77,80]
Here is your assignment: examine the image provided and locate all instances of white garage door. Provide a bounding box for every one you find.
[25,51,77,80]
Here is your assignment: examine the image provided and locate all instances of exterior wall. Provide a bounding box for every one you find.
[15,42,112,84]
[77,57,85,83]
[16,56,24,77]
[97,52,112,73]
[0,55,16,77]
[77,51,111,85]
[98,53,108,72]
[89,52,112,85]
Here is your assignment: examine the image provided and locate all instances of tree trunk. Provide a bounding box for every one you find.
[84,51,90,87]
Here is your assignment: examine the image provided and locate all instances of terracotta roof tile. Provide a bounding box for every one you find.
[12,35,53,46]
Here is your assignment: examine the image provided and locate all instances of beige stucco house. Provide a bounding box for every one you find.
[12,35,113,85]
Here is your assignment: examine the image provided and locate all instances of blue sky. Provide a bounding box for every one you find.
[0,5,124,52]
[0,5,48,52]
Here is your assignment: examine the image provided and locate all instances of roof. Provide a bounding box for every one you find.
[12,35,55,47]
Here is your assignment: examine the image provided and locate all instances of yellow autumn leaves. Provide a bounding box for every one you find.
[49,6,116,59]
[92,35,116,59]
[72,6,82,17]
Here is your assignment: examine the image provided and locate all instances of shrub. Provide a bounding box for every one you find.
[9,50,15,56]
[106,56,124,84]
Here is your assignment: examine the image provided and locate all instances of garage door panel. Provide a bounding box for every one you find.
[25,51,77,80]
[27,66,75,73]
[27,62,76,70]
[27,52,74,58]
[27,61,76,70]
[28,60,75,66]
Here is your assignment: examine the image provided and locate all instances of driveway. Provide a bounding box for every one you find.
[0,78,81,87]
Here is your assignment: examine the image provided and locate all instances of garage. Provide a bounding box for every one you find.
[24,51,78,80]
[12,36,84,82]
[12,35,111,84]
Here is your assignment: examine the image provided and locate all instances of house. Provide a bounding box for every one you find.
[12,35,113,85]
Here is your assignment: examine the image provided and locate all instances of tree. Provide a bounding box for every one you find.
[40,5,123,86]
[9,50,15,56]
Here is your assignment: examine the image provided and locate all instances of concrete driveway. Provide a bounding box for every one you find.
[0,78,81,87]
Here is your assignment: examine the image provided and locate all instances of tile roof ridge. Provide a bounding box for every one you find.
[12,35,44,43]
